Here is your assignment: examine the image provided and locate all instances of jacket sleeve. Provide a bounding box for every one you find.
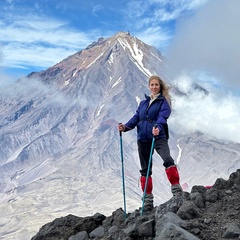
[124,103,141,132]
[156,99,171,131]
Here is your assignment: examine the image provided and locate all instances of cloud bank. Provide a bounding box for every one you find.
[0,16,100,70]
[169,75,240,143]
[166,0,240,91]
[128,0,208,51]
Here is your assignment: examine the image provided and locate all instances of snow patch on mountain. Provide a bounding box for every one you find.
[176,137,183,165]
[118,37,151,76]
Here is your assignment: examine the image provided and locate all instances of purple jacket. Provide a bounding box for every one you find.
[125,94,171,141]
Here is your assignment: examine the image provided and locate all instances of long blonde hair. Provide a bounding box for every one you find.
[148,75,172,107]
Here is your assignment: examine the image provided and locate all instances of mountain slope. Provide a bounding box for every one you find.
[0,31,239,240]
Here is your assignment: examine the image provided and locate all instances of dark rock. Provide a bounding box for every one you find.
[190,192,205,208]
[68,231,88,240]
[155,222,200,240]
[222,222,240,239]
[205,188,219,202]
[177,201,202,219]
[155,211,185,237]
[31,214,98,240]
[191,185,207,194]
[31,169,240,240]
[138,219,154,237]
[89,226,104,238]
[213,177,232,190]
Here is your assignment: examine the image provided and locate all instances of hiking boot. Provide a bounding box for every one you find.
[171,184,183,206]
[143,193,154,212]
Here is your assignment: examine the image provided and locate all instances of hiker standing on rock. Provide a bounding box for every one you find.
[118,75,183,211]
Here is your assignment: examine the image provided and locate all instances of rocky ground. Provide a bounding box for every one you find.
[31,169,240,240]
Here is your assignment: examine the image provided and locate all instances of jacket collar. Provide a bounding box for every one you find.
[145,93,163,100]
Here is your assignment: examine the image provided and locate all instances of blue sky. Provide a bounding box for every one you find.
[0,0,208,76]
[0,0,240,94]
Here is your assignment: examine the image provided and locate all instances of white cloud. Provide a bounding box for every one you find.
[127,0,209,52]
[136,26,172,51]
[0,72,16,87]
[170,74,240,143]
[3,43,72,69]
[0,16,101,69]
[92,4,104,16]
[127,0,208,22]
[166,0,240,91]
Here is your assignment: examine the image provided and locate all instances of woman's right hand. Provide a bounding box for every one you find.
[118,124,125,132]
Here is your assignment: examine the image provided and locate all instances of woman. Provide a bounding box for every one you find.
[118,75,183,211]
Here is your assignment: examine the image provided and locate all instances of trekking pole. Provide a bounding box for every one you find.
[119,123,127,219]
[140,124,157,216]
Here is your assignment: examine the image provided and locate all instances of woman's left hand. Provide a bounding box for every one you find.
[152,126,160,136]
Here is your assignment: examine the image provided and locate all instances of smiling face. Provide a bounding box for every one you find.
[149,78,161,95]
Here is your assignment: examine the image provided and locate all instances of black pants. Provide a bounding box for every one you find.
[138,138,175,176]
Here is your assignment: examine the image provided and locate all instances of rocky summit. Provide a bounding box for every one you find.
[31,169,240,240]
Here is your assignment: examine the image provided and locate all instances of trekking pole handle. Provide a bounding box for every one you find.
[119,122,123,136]
[153,124,158,138]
